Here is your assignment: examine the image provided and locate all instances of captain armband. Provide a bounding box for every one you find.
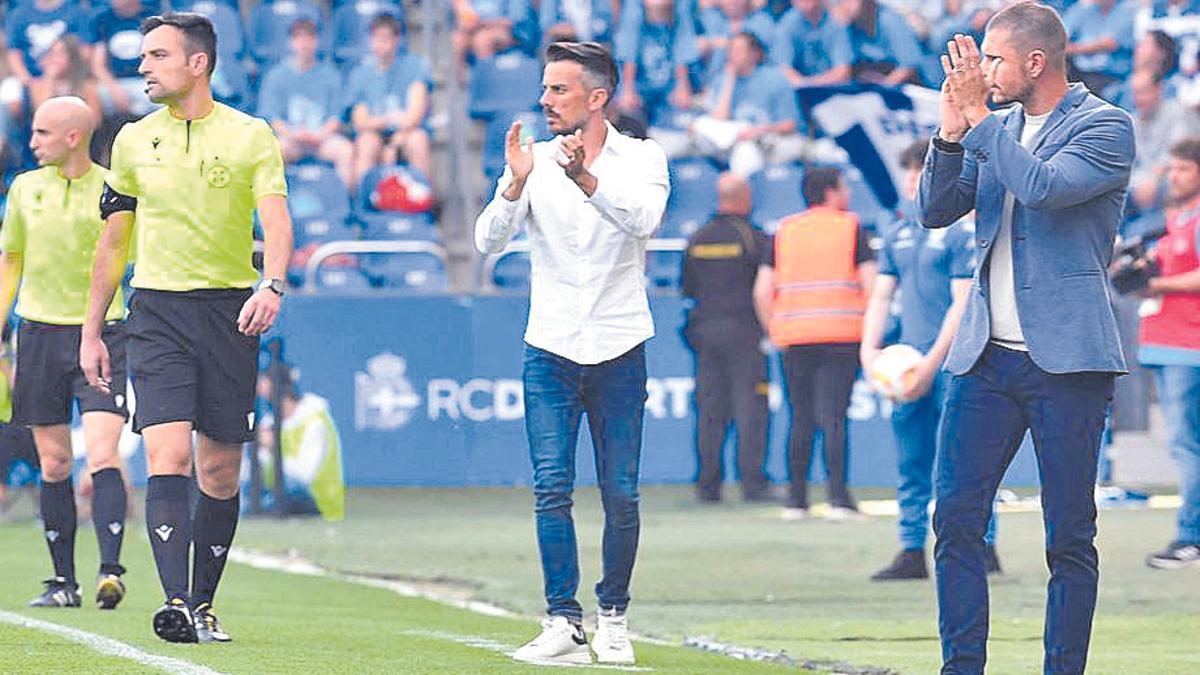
[99,183,138,220]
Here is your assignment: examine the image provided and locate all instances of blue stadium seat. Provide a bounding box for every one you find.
[248,0,324,66]
[468,50,542,121]
[355,164,435,215]
[645,250,683,292]
[359,212,439,241]
[327,1,404,66]
[660,158,719,238]
[314,266,374,293]
[490,251,530,291]
[362,252,449,292]
[286,163,353,242]
[179,1,246,60]
[211,57,251,111]
[481,111,547,184]
[749,163,805,234]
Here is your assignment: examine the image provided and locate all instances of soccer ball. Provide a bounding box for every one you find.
[868,344,925,402]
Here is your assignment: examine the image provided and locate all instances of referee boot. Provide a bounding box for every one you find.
[193,602,232,643]
[153,598,198,643]
[29,577,81,607]
[95,572,126,610]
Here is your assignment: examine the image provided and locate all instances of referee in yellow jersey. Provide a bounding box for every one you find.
[80,13,293,644]
[0,97,131,611]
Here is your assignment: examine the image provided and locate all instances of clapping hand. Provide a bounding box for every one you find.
[941,34,994,129]
[505,121,534,183]
[557,129,586,179]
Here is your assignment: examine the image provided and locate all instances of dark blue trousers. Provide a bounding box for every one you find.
[935,344,1113,675]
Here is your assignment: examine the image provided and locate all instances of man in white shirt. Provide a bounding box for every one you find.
[474,41,669,667]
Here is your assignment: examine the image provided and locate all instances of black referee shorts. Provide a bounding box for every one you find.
[126,288,259,444]
[13,320,130,426]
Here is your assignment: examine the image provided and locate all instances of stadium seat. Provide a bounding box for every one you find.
[179,0,246,61]
[841,165,892,231]
[359,212,439,241]
[355,164,435,215]
[286,163,355,245]
[211,57,252,112]
[361,252,449,292]
[660,158,719,238]
[468,50,543,121]
[490,251,530,291]
[749,163,805,234]
[481,111,547,184]
[248,0,324,66]
[314,266,374,293]
[645,249,683,292]
[327,1,404,65]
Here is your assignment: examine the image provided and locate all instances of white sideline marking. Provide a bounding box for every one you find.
[399,629,655,671]
[0,609,225,675]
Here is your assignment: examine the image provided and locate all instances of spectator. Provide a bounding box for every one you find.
[1063,0,1137,95]
[452,0,539,74]
[754,166,876,521]
[657,32,805,176]
[1108,31,1182,110]
[696,0,777,84]
[346,14,434,186]
[540,0,619,44]
[1128,69,1200,232]
[326,1,404,66]
[830,0,924,85]
[683,173,772,503]
[772,0,854,88]
[1140,138,1200,570]
[4,0,90,93]
[89,0,160,119]
[614,0,700,125]
[28,37,102,124]
[247,0,323,67]
[258,20,355,190]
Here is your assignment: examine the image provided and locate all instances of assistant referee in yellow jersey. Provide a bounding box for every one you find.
[80,13,293,645]
[0,97,131,612]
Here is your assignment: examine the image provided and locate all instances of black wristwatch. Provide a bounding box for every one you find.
[932,134,964,153]
[257,278,285,297]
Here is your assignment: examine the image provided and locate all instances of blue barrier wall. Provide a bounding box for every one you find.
[274,295,1040,487]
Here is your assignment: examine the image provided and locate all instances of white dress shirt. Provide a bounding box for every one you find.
[475,122,671,365]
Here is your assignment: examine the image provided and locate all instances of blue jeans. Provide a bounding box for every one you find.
[1153,365,1200,544]
[935,344,1113,675]
[892,372,996,551]
[523,343,647,620]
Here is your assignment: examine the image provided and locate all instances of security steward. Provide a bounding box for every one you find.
[754,166,876,521]
[683,172,772,503]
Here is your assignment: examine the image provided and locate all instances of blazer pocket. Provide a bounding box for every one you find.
[1060,269,1103,279]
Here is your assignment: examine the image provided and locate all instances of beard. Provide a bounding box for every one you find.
[990,78,1035,106]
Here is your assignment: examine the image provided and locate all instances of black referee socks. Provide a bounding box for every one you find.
[146,475,192,602]
[91,468,127,577]
[191,490,239,608]
[40,478,77,585]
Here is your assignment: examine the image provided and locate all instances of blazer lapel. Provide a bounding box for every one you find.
[1030,83,1089,153]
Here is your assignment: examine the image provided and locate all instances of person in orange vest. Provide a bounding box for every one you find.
[754,166,876,521]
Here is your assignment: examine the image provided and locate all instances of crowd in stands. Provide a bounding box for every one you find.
[0,0,1191,291]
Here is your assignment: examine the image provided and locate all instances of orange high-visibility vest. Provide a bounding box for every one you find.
[768,207,866,346]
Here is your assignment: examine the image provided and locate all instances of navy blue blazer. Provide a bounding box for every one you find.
[918,83,1135,375]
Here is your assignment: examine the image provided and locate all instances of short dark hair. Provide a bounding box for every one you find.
[370,13,403,37]
[141,12,218,77]
[290,18,318,37]
[985,2,1067,73]
[1145,30,1178,77]
[899,138,928,171]
[802,167,843,206]
[545,41,619,104]
[1170,137,1200,168]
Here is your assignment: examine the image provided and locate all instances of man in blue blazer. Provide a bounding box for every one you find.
[918,3,1134,674]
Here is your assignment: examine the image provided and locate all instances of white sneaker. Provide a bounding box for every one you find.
[592,607,635,665]
[825,506,867,523]
[512,615,592,665]
[780,507,809,521]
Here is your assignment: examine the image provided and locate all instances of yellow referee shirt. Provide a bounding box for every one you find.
[0,164,124,325]
[105,102,288,291]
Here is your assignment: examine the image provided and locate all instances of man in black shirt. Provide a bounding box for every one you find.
[682,173,772,502]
